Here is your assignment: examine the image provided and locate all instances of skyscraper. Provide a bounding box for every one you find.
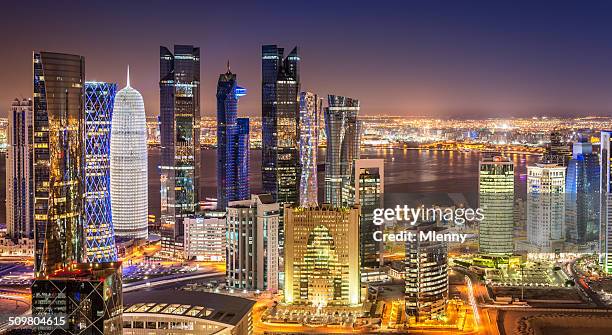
[600,131,612,274]
[226,194,279,293]
[6,98,33,240]
[261,45,300,205]
[160,45,201,238]
[216,64,249,209]
[84,82,117,262]
[478,156,515,255]
[324,95,361,207]
[110,69,148,240]
[405,222,449,322]
[283,204,361,306]
[33,52,85,275]
[299,91,321,207]
[565,141,599,245]
[343,159,384,268]
[543,130,572,166]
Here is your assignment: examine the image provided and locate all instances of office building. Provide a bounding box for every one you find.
[299,91,321,207]
[405,222,449,322]
[6,98,33,240]
[543,130,572,166]
[600,131,612,274]
[324,95,361,207]
[226,194,279,292]
[284,204,361,306]
[184,211,226,262]
[565,141,599,245]
[526,163,566,252]
[123,289,255,335]
[261,45,300,205]
[33,52,85,275]
[32,262,122,335]
[110,68,148,240]
[159,45,201,239]
[478,156,515,255]
[84,82,117,262]
[342,159,384,268]
[216,64,249,209]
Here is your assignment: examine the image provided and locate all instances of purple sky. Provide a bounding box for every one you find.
[2,0,612,118]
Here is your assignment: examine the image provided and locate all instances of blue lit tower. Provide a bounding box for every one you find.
[84,82,118,262]
[216,63,249,209]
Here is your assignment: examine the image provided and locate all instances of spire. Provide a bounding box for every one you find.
[226,60,231,74]
[126,65,130,87]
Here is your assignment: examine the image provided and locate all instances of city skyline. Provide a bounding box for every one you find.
[3,1,612,119]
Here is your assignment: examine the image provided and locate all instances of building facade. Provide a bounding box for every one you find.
[159,45,201,238]
[600,131,612,274]
[283,204,361,306]
[324,95,361,207]
[216,65,249,209]
[478,156,515,255]
[33,52,85,275]
[226,194,279,292]
[6,98,33,240]
[405,222,449,322]
[110,69,148,240]
[299,91,321,207]
[342,159,384,268]
[184,211,226,262]
[84,82,117,262]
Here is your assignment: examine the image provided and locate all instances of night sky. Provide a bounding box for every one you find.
[2,0,612,118]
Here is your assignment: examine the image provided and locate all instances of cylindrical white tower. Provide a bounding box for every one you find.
[110,67,148,239]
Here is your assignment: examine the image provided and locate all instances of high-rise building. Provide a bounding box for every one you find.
[324,95,361,207]
[32,262,123,335]
[84,82,117,262]
[566,141,599,245]
[160,45,201,239]
[526,163,566,252]
[33,52,85,275]
[543,130,572,166]
[343,159,384,268]
[600,131,612,274]
[299,92,321,207]
[226,194,279,293]
[284,204,361,306]
[405,222,449,322]
[184,211,226,262]
[216,64,249,209]
[478,156,515,255]
[6,98,33,240]
[261,45,300,205]
[110,68,148,240]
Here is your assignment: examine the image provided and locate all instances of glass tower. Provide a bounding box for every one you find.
[299,92,321,207]
[600,131,612,274]
[261,45,300,205]
[324,95,361,207]
[110,69,148,239]
[84,82,118,262]
[216,65,249,210]
[6,98,33,240]
[33,52,85,275]
[159,45,201,239]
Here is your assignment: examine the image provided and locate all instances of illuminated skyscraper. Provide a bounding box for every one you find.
[217,64,249,209]
[33,52,85,275]
[110,68,148,239]
[261,45,300,205]
[600,131,612,274]
[226,194,279,292]
[284,204,361,306]
[160,45,201,239]
[405,222,449,322]
[343,159,384,268]
[324,95,361,207]
[6,98,33,240]
[299,92,321,207]
[84,82,117,262]
[526,163,566,253]
[478,156,514,255]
